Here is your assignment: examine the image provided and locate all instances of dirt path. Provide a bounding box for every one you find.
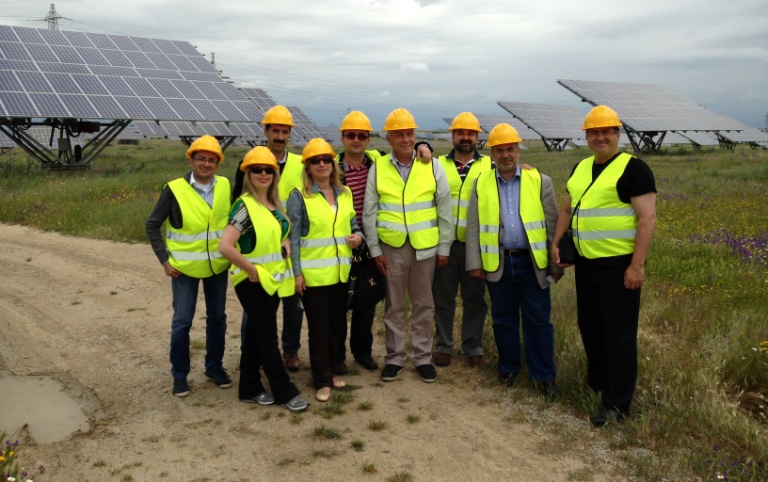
[0,224,615,481]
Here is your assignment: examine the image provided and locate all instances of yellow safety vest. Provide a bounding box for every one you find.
[567,153,637,259]
[278,152,304,203]
[438,154,492,242]
[229,195,295,297]
[299,187,355,287]
[375,156,439,249]
[166,176,231,278]
[476,169,548,271]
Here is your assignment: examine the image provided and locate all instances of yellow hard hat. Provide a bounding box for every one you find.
[301,138,335,164]
[582,105,622,130]
[383,108,418,131]
[487,123,522,147]
[186,135,224,163]
[339,111,373,132]
[449,112,481,132]
[240,146,278,172]
[261,105,295,127]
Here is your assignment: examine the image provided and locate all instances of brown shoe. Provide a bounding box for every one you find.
[468,355,484,367]
[283,351,300,372]
[433,352,451,367]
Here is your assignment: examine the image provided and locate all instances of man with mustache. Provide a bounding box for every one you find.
[432,112,494,368]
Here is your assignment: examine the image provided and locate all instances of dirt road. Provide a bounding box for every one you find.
[0,224,614,481]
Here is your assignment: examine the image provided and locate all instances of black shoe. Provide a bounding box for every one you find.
[590,408,625,427]
[172,378,190,398]
[333,362,349,375]
[416,364,437,383]
[355,356,379,371]
[204,367,233,389]
[380,364,403,381]
[498,372,518,387]
[537,381,559,402]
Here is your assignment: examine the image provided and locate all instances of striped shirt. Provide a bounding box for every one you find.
[343,162,369,233]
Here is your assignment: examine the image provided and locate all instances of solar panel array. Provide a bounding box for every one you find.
[287,106,325,142]
[556,79,745,132]
[496,102,585,139]
[717,128,768,144]
[675,131,719,147]
[239,88,275,119]
[132,120,264,139]
[0,25,262,122]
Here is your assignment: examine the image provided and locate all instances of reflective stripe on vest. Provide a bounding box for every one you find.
[166,176,231,278]
[299,187,355,287]
[278,152,304,203]
[476,169,549,271]
[375,156,439,249]
[439,155,492,242]
[567,153,637,259]
[229,195,295,297]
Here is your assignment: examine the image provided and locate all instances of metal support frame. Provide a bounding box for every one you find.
[623,128,666,153]
[541,138,570,152]
[714,132,736,150]
[0,118,130,170]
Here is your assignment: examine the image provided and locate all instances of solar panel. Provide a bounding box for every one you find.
[0,24,262,122]
[496,102,584,140]
[717,128,768,143]
[557,79,745,132]
[287,106,325,141]
[471,113,540,140]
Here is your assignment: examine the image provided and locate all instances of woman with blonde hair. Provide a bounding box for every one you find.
[287,138,364,402]
[219,146,310,412]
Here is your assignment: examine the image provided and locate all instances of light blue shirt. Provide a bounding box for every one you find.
[497,166,529,250]
[190,174,217,207]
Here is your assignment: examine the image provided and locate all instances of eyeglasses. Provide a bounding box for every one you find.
[309,157,334,165]
[193,156,218,164]
[249,166,275,175]
[586,128,618,138]
[343,132,369,141]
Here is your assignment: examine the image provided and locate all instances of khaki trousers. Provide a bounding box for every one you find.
[380,240,435,367]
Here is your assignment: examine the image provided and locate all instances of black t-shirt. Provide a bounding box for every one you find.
[567,152,656,267]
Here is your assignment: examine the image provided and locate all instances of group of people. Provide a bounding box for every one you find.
[146,104,656,426]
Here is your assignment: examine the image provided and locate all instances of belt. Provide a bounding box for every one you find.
[504,249,529,257]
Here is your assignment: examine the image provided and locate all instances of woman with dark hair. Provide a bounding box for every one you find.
[219,146,310,412]
[287,138,363,402]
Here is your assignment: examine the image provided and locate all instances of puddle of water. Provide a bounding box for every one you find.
[0,372,90,444]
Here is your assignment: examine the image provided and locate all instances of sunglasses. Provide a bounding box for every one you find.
[309,157,334,165]
[343,132,369,141]
[250,166,275,175]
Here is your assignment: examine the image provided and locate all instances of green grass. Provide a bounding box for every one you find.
[2,140,767,480]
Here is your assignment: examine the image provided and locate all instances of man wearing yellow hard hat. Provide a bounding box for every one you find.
[332,111,436,376]
[466,123,562,401]
[432,112,493,369]
[145,135,232,398]
[552,105,657,426]
[362,108,453,383]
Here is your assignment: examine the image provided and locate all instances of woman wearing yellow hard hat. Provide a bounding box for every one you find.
[218,146,310,412]
[286,138,364,402]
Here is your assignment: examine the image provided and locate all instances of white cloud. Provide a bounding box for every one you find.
[399,62,430,73]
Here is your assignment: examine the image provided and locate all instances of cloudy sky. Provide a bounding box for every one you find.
[1,0,766,129]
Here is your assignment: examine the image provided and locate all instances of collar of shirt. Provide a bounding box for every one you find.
[495,165,521,183]
[446,148,483,163]
[190,173,217,193]
[311,182,342,198]
[277,151,288,164]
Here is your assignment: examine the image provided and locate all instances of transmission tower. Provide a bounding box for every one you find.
[45,4,62,30]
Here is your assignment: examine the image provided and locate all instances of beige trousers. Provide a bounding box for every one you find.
[380,240,435,367]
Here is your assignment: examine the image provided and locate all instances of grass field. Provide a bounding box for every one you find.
[1,138,766,480]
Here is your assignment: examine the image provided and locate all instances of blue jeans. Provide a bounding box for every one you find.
[240,292,304,354]
[170,271,228,380]
[487,255,555,381]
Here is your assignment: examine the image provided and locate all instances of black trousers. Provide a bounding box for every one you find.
[235,281,299,404]
[574,262,641,414]
[302,282,348,389]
